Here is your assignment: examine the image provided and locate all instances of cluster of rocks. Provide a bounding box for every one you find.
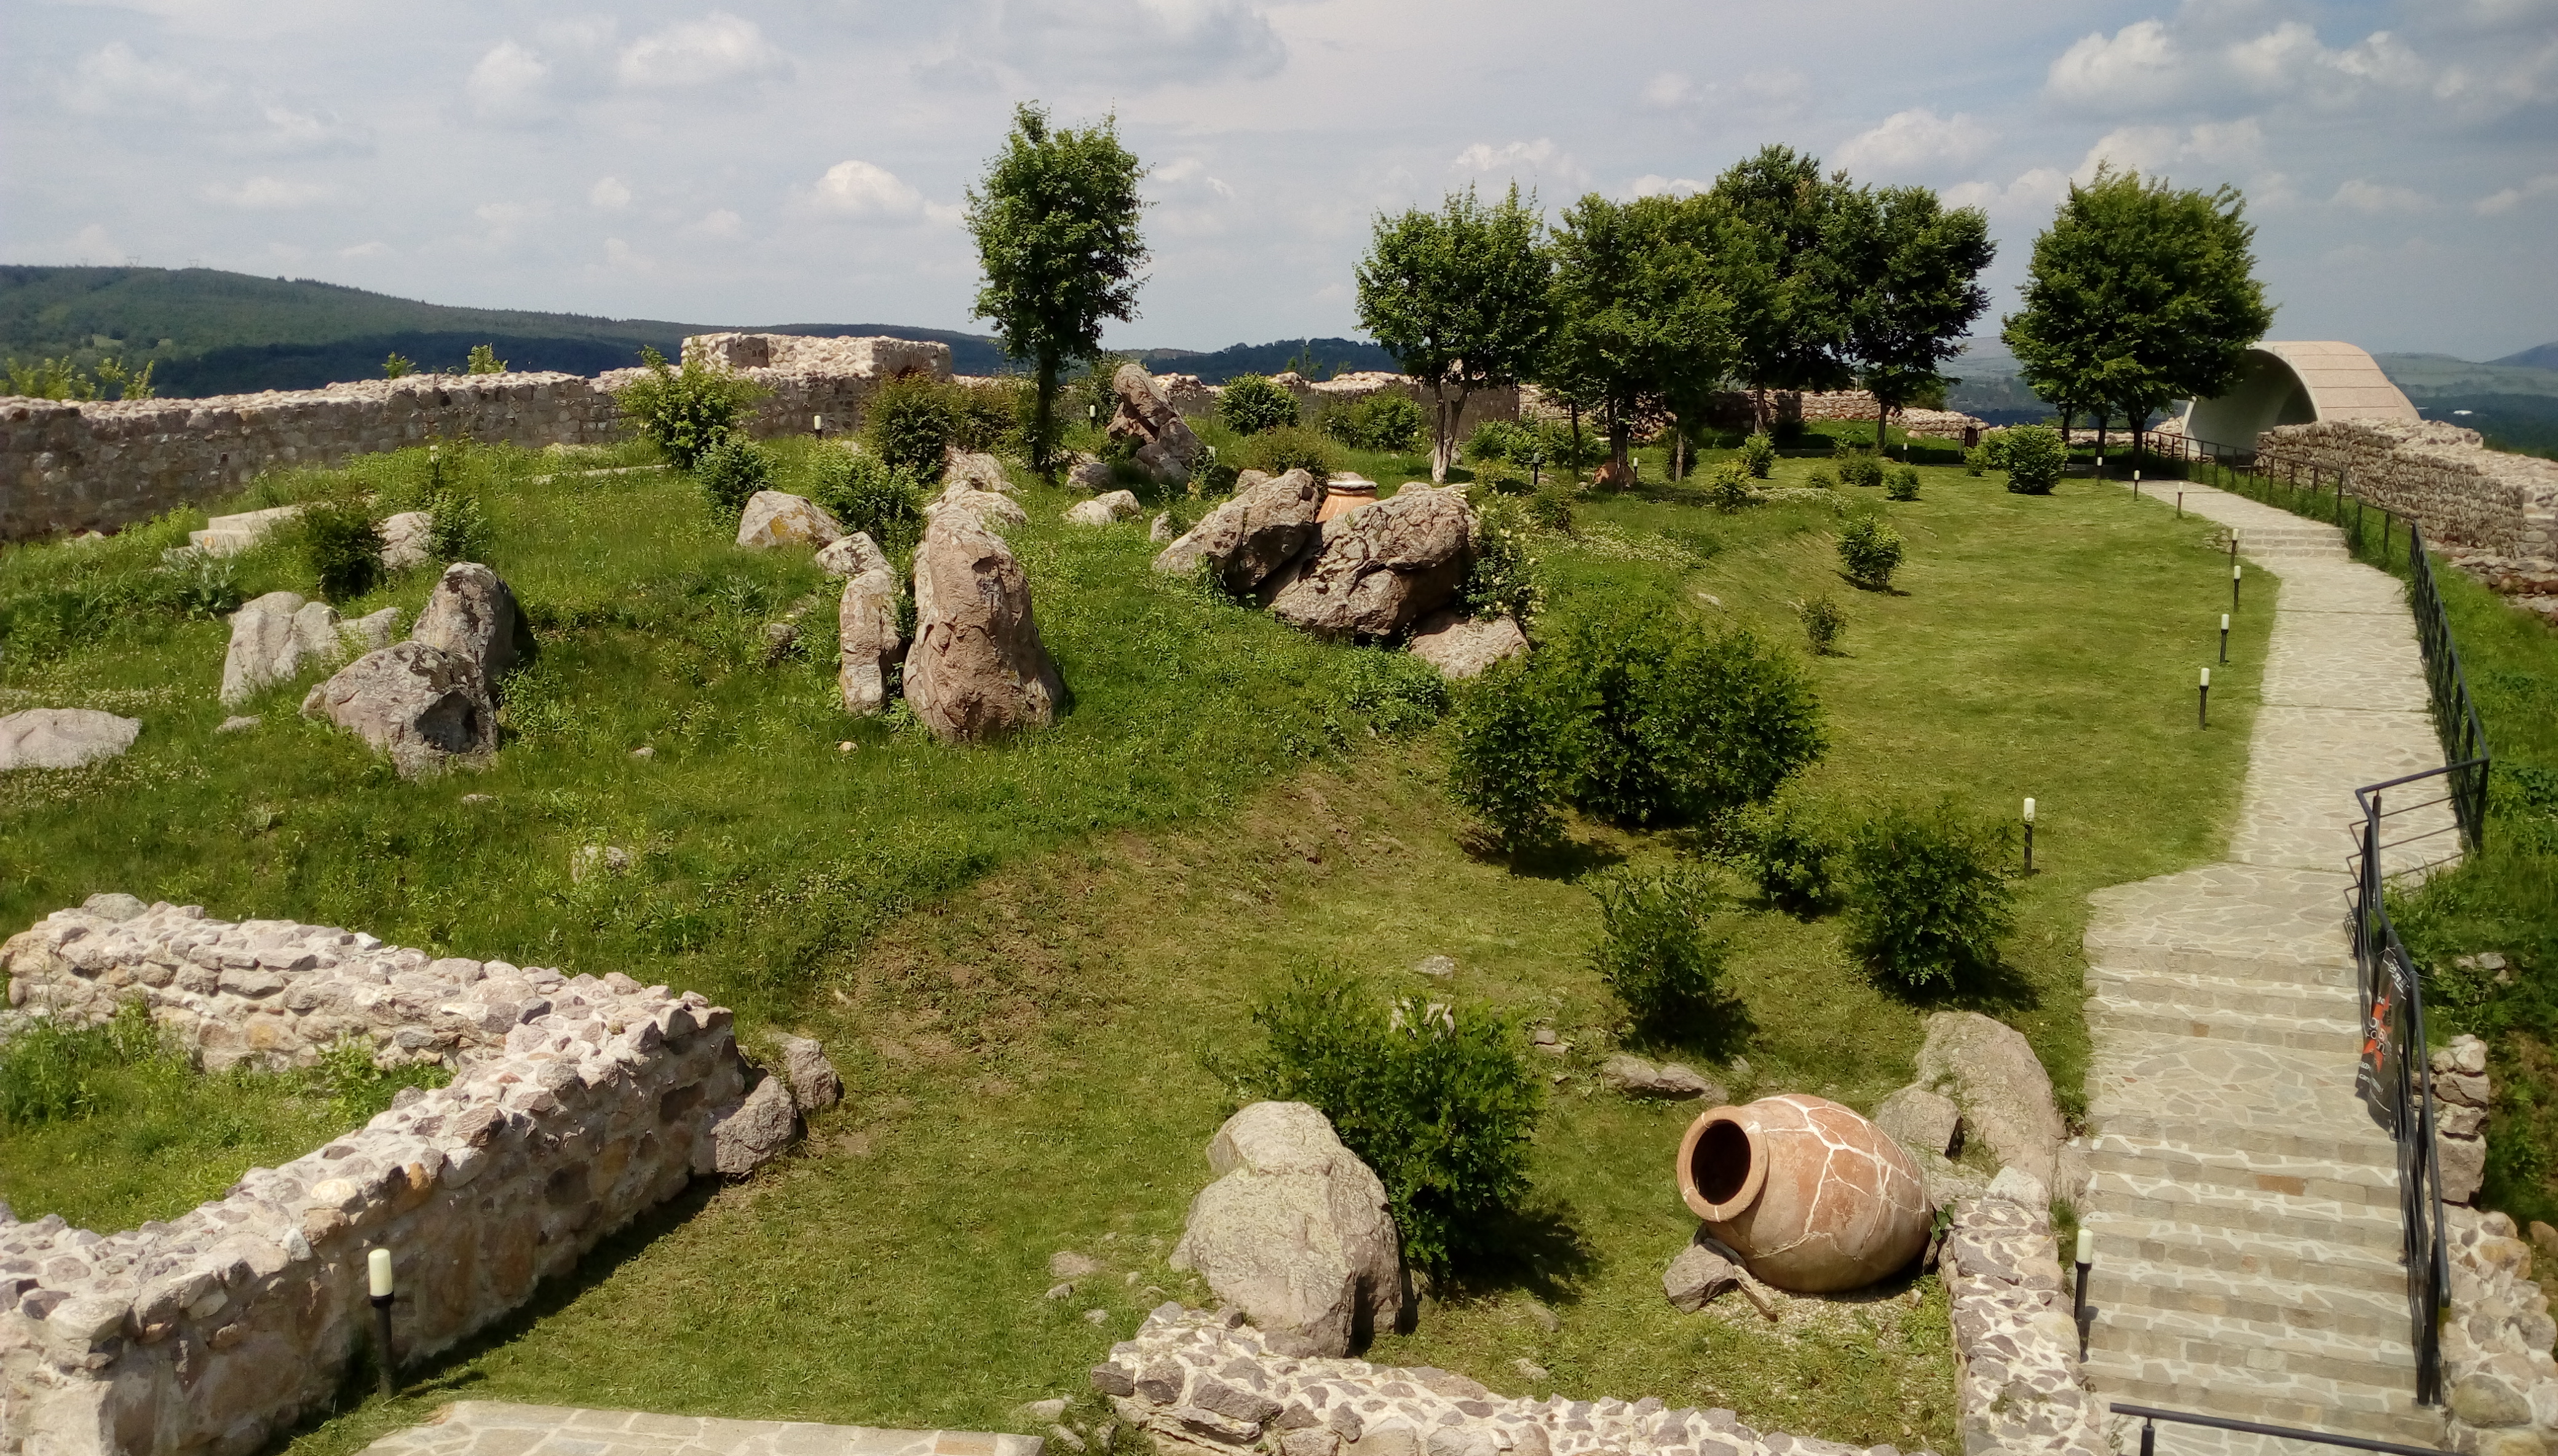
[1109,366,1208,486]
[1090,1304,1928,1456]
[0,708,143,773]
[220,592,402,705]
[2436,1032,2493,1205]
[293,561,521,777]
[1871,1012,2082,1212]
[0,895,834,1456]
[2441,1206,2558,1456]
[1936,1194,2105,1456]
[2254,417,2558,575]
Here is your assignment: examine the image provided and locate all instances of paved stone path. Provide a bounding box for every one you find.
[362,1403,1044,1456]
[2079,483,2450,1450]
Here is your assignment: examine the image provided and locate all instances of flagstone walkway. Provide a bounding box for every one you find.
[360,1403,1045,1456]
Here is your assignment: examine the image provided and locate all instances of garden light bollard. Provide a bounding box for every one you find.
[2219,612,2230,664]
[2231,561,2243,612]
[2022,796,2036,875]
[2177,491,2184,519]
[369,1247,395,1398]
[2073,1225,2094,1356]
[2131,468,2141,501]
[2198,667,2211,729]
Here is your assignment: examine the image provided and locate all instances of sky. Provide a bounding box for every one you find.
[5,0,2554,360]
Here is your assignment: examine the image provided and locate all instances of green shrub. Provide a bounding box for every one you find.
[1237,425,1342,483]
[1807,467,1837,489]
[1739,433,1776,479]
[1837,515,1904,591]
[696,437,778,518]
[1838,450,1885,489]
[0,1003,162,1125]
[382,353,416,379]
[1465,419,1539,463]
[1318,394,1421,453]
[1447,657,1580,852]
[298,500,383,601]
[1587,863,1728,1044]
[426,489,493,564]
[1979,432,2011,469]
[1463,495,1543,623]
[810,451,927,556]
[1342,649,1450,734]
[1218,374,1300,435]
[2001,425,2065,495]
[1527,485,1576,534]
[866,373,964,481]
[1962,446,1989,477]
[1561,601,1827,829]
[952,376,1030,455]
[1224,964,1542,1272]
[1795,593,1845,655]
[160,551,246,619]
[1886,465,1920,501]
[1733,797,1842,913]
[1706,461,1756,512]
[465,344,507,375]
[618,347,766,472]
[1843,799,2017,991]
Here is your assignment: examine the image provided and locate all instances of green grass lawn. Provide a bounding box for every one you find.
[0,429,2268,1455]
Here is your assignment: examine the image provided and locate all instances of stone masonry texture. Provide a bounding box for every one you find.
[2253,418,2558,565]
[357,1401,1043,1456]
[0,898,760,1456]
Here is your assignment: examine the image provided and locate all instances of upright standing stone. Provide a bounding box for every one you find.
[1109,365,1204,485]
[412,563,521,682]
[904,510,1063,743]
[833,532,904,716]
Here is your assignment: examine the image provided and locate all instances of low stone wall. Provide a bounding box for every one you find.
[0,898,774,1456]
[1158,372,1519,440]
[2440,1208,2558,1456]
[1937,1197,2105,1456]
[1091,1304,1924,1456]
[2253,419,2558,564]
[1782,392,1986,441]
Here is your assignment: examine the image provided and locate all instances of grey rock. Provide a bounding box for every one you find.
[1986,1165,2049,1209]
[1083,1307,1109,1326]
[1598,1054,1725,1102]
[2450,1032,2490,1077]
[1405,611,1527,680]
[221,590,335,705]
[1170,1101,1406,1356]
[1265,486,1475,641]
[929,483,1030,528]
[1051,1250,1103,1278]
[1065,490,1142,526]
[570,845,631,882]
[1916,1011,2065,1194]
[905,508,1063,743]
[1045,1283,1076,1300]
[0,708,143,772]
[81,893,148,922]
[1873,1085,1963,1161]
[1109,365,1204,485]
[341,606,402,654]
[411,563,521,682]
[218,714,261,733]
[379,510,434,571]
[737,491,847,549]
[2450,1364,2533,1426]
[1413,956,1455,979]
[1154,469,1324,593]
[1018,1399,1071,1423]
[1071,459,1118,493]
[2442,1130,2489,1205]
[2438,1069,2492,1109]
[1663,1241,1744,1312]
[833,532,905,717]
[709,1075,798,1176]
[780,1035,842,1112]
[300,641,496,778]
[1150,512,1177,544]
[946,451,1013,496]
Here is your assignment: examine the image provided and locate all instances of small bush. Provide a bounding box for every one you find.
[1342,649,1450,734]
[866,374,964,481]
[1320,393,1427,453]
[1448,657,1578,852]
[1979,433,2011,470]
[1837,515,1904,592]
[1738,433,1776,479]
[1843,799,2017,991]
[0,1002,162,1124]
[1463,495,1543,623]
[1962,446,1989,477]
[810,451,927,556]
[298,501,383,601]
[1806,467,1837,489]
[1237,425,1343,483]
[1218,374,1300,436]
[1733,797,1842,912]
[1706,461,1756,512]
[1886,465,1920,501]
[426,489,493,564]
[1227,966,1542,1273]
[465,344,507,375]
[1465,419,1539,464]
[1795,593,1844,655]
[159,551,246,619]
[696,437,778,518]
[1527,485,1576,535]
[2002,425,2065,495]
[618,347,767,472]
[1588,863,1728,1044]
[952,376,1030,456]
[382,353,416,379]
[1838,450,1885,489]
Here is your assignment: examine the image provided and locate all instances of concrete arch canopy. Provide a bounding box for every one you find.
[2183,341,2418,453]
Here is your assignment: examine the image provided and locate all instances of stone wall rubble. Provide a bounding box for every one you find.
[2440,1207,2558,1456]
[1937,1196,2104,1456]
[0,895,818,1456]
[1090,1304,1930,1456]
[2254,419,2558,569]
[1158,373,1519,440]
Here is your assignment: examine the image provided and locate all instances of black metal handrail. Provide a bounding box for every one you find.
[2113,1403,2450,1456]
[2404,524,2493,846]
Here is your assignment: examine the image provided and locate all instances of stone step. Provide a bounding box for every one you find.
[2086,1266,2410,1349]
[2083,1135,2400,1209]
[2088,962,2361,1021]
[2084,1321,2420,1414]
[2083,1219,2410,1305]
[2086,1364,2443,1446]
[2081,932,2353,988]
[2087,993,2361,1051]
[2094,1112,2398,1167]
[2081,1167,2404,1254]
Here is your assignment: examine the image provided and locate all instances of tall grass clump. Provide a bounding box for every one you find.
[1587,863,1728,1045]
[1843,799,2017,991]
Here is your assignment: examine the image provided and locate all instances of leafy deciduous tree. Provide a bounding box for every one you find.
[1711,146,1858,431]
[1545,194,1739,476]
[1355,185,1551,482]
[1837,186,1995,449]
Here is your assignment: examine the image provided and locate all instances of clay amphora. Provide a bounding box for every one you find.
[1674,1093,1932,1293]
[1316,477,1378,523]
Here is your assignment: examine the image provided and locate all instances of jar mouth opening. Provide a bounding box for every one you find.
[1678,1108,1765,1221]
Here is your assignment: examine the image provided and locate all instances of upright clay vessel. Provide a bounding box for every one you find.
[1675,1093,1933,1292]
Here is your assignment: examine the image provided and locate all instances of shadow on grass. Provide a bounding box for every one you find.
[1430,1200,1599,1310]
[1462,830,1625,883]
[1866,952,2044,1019]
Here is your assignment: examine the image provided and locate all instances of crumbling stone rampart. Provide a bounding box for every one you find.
[1938,1197,2104,1456]
[2253,418,2558,564]
[0,898,778,1456]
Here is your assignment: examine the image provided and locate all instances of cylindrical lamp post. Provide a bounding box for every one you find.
[2131,467,2141,501]
[2198,667,2211,728]
[2022,797,2037,875]
[2073,1225,2094,1356]
[2231,562,2243,612]
[2219,612,2230,664]
[369,1247,396,1397]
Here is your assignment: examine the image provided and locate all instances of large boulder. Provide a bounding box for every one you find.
[1915,1011,2065,1192]
[834,532,905,716]
[1108,365,1204,485]
[300,641,497,778]
[946,451,1013,496]
[1063,490,1141,526]
[738,491,847,549]
[1406,609,1527,679]
[221,591,347,705]
[379,510,434,571]
[928,483,1029,528]
[705,1075,798,1176]
[1264,486,1473,640]
[0,709,141,772]
[412,563,521,682]
[1152,469,1324,593]
[905,510,1063,743]
[1168,1101,1405,1356]
[1067,457,1116,492]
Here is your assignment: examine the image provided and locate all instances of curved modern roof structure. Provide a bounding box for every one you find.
[2182,341,2419,451]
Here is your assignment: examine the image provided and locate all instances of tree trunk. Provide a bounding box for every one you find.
[1429,382,1459,483]
[1607,402,1629,472]
[1569,403,1583,484]
[1032,355,1061,475]
[1875,398,1890,453]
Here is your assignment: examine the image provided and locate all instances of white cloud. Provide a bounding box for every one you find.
[2331,179,2430,212]
[1628,175,1709,198]
[2477,174,2558,214]
[339,240,392,258]
[1835,108,1996,174]
[977,0,1285,86]
[808,159,925,217]
[245,98,372,156]
[2074,119,2265,181]
[1634,66,1807,122]
[202,176,335,209]
[1640,73,1697,109]
[61,42,226,117]
[602,237,654,272]
[688,208,745,239]
[2047,20,2179,106]
[466,41,552,120]
[1942,167,2072,219]
[589,176,632,210]
[1155,157,1235,199]
[1450,139,1587,189]
[617,12,787,89]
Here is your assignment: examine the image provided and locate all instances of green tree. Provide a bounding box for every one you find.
[966,103,1149,475]
[1711,146,1858,430]
[1355,184,1551,482]
[1545,194,1738,476]
[2001,165,2273,460]
[1837,186,1995,449]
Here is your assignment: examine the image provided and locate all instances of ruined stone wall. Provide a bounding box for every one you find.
[2254,418,2558,563]
[0,335,962,543]
[1157,373,1521,440]
[0,900,762,1456]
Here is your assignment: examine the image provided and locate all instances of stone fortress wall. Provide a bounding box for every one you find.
[2252,417,2558,570]
[1156,371,1521,440]
[0,896,823,1456]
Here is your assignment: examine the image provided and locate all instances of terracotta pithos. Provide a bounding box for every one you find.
[1317,477,1379,523]
[1675,1093,1933,1292]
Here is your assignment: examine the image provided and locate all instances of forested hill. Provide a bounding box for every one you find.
[0,266,1014,395]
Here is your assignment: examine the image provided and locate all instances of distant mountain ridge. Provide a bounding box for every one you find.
[2492,342,2558,371]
